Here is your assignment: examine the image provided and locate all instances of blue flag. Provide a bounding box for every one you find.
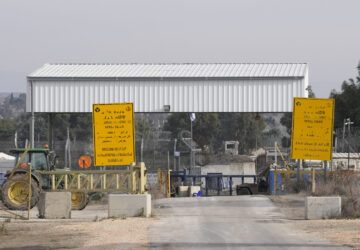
[190,113,196,121]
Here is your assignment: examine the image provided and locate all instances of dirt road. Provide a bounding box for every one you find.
[149,196,348,249]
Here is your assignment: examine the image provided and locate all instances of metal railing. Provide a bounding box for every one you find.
[38,162,147,194]
[273,169,359,194]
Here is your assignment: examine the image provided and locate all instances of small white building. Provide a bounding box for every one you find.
[331,153,360,170]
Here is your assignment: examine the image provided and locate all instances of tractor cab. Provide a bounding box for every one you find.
[8,148,58,190]
[11,148,48,171]
[9,148,58,172]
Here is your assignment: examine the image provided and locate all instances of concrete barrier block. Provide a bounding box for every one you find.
[189,186,201,197]
[178,186,189,197]
[38,192,71,219]
[305,196,341,219]
[108,194,151,218]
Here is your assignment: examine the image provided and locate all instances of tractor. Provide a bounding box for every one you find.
[0,148,88,210]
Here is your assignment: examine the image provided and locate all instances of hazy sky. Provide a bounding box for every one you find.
[0,0,359,97]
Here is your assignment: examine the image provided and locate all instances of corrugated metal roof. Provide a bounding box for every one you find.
[332,153,360,159]
[28,63,308,78]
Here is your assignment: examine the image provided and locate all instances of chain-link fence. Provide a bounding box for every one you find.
[334,126,360,153]
[0,133,286,173]
[0,134,183,173]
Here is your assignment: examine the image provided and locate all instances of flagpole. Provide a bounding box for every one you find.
[190,118,193,175]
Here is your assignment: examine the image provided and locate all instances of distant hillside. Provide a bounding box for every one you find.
[0,92,26,118]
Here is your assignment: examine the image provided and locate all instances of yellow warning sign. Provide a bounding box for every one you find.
[291,98,335,161]
[92,103,135,166]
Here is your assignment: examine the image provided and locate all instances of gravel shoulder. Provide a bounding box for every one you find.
[0,203,155,250]
[270,194,360,249]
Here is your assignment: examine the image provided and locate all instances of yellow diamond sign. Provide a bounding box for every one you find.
[92,103,135,166]
[291,98,335,161]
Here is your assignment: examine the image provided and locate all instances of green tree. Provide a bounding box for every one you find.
[263,128,281,138]
[306,85,316,98]
[0,118,16,139]
[330,62,360,128]
[280,85,316,147]
[164,113,220,149]
[69,113,92,142]
[280,112,292,148]
[217,113,266,154]
[135,117,153,140]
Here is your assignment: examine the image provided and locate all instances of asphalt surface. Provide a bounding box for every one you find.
[149,196,348,250]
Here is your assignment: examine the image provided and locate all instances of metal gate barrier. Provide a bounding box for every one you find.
[157,169,171,198]
[37,162,147,194]
[0,155,147,221]
[170,170,257,196]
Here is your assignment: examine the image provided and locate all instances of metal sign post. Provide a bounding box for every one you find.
[344,118,354,170]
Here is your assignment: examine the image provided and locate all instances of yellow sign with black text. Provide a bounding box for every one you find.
[92,103,135,166]
[291,98,334,161]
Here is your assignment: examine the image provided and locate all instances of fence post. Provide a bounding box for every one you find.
[205,177,208,196]
[274,171,277,195]
[139,162,146,194]
[167,170,171,198]
[324,161,327,183]
[129,162,137,193]
[297,160,300,181]
[51,174,55,190]
[28,163,32,220]
[217,176,220,196]
[312,167,316,194]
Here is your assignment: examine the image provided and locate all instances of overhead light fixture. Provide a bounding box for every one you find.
[163,105,170,112]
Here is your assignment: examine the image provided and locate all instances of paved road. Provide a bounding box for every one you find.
[149,196,348,249]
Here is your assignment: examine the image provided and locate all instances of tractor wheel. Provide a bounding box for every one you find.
[1,174,40,210]
[71,192,89,210]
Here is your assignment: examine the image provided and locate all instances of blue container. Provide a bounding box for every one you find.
[192,190,202,197]
[0,173,6,185]
[269,170,282,195]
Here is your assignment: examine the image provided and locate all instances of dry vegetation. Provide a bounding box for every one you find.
[271,171,360,249]
[281,170,360,217]
[271,194,360,249]
[314,171,360,217]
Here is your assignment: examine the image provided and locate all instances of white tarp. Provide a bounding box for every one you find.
[0,152,15,160]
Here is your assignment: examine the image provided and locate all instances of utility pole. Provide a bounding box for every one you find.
[189,113,196,175]
[344,118,354,170]
[30,81,35,148]
[173,139,177,170]
[274,141,277,165]
[190,118,193,174]
[140,137,144,162]
[342,119,346,152]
